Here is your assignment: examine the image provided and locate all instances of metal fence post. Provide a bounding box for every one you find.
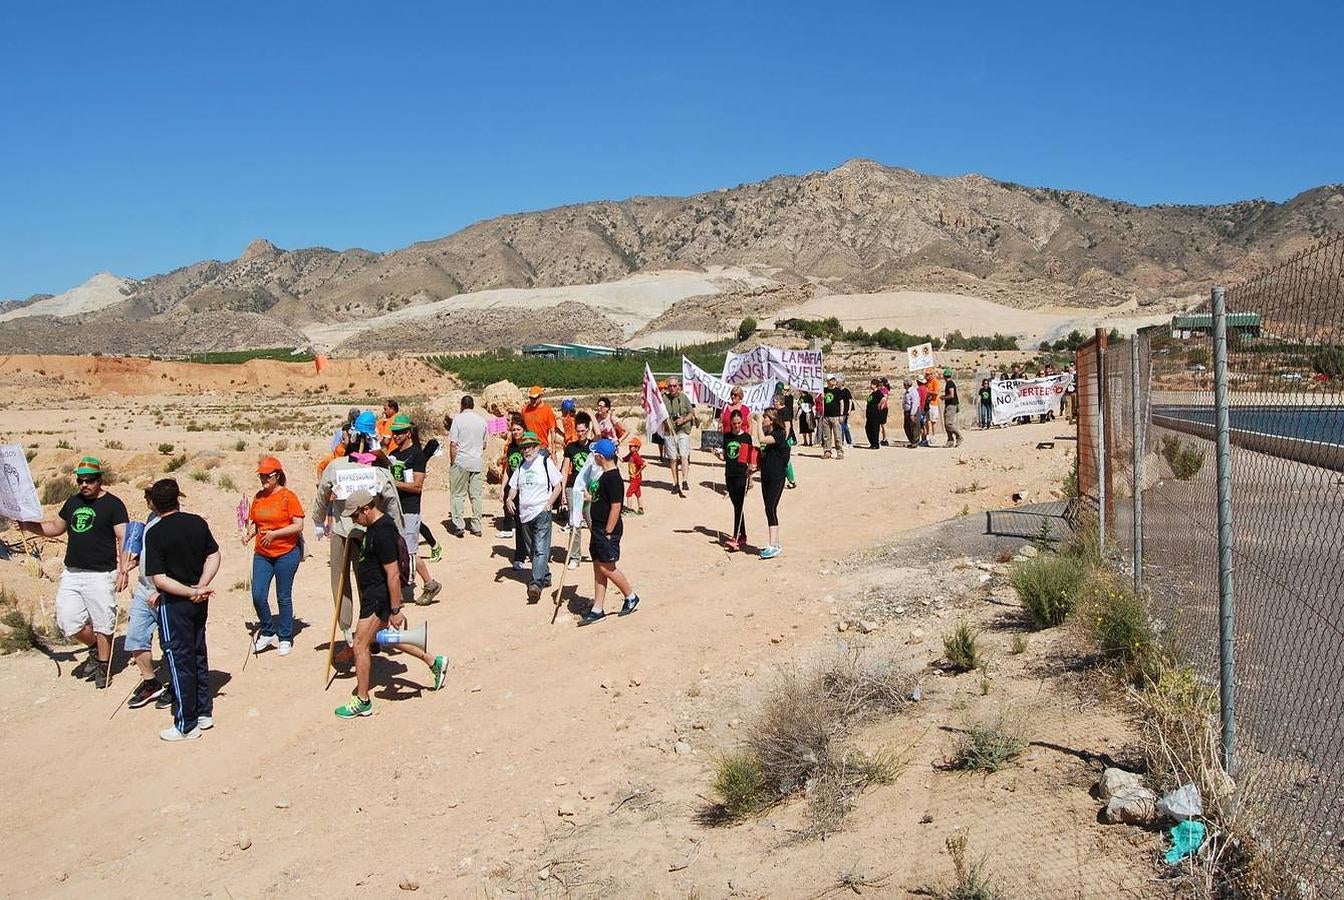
[1095,330,1107,555]
[1130,338,1143,595]
[1211,285,1237,773]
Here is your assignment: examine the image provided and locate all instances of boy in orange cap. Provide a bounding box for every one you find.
[622,437,646,515]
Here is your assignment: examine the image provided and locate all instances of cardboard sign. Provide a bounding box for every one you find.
[0,445,42,521]
[906,343,936,372]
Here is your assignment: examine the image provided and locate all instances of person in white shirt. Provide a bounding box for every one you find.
[447,395,489,537]
[505,431,564,604]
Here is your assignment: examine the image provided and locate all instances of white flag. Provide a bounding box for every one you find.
[642,363,671,438]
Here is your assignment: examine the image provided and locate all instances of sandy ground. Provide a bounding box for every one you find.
[302,266,778,349]
[776,290,1177,345]
[0,366,1165,898]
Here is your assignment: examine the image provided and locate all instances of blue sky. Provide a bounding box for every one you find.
[2,0,1340,298]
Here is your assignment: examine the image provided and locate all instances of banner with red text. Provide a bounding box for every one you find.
[990,374,1073,425]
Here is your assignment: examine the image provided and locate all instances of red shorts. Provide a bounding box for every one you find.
[626,477,642,498]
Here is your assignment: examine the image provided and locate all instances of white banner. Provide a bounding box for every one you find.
[683,357,777,411]
[990,374,1073,425]
[906,342,936,372]
[721,347,824,392]
[642,363,671,437]
[0,444,42,521]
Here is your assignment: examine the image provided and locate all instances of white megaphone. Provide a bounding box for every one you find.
[375,622,428,652]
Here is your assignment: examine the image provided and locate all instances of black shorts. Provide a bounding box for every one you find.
[358,590,392,622]
[589,528,622,564]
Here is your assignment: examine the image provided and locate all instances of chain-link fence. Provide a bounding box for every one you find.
[1086,233,1344,893]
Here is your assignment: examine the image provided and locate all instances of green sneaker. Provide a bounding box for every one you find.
[428,544,443,563]
[334,695,372,719]
[431,655,449,691]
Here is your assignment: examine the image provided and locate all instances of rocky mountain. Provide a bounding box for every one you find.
[3,159,1340,354]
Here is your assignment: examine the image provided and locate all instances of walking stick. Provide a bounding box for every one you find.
[550,523,582,624]
[104,588,120,689]
[324,535,354,689]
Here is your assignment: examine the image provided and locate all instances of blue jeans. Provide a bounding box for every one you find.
[252,546,301,641]
[521,510,554,589]
[979,403,993,428]
[840,419,853,446]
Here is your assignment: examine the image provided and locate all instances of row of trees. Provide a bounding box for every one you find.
[769,317,1019,351]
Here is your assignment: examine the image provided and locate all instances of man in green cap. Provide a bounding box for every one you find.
[941,366,963,448]
[19,456,129,689]
[504,431,564,602]
[387,413,442,605]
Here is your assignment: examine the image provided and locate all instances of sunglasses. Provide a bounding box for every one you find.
[76,476,100,485]
[258,472,278,480]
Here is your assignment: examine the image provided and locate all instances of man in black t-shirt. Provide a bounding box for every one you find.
[20,455,128,689]
[142,479,220,740]
[334,489,448,720]
[578,440,641,626]
[818,375,846,459]
[387,413,440,605]
[561,413,593,569]
[942,367,963,447]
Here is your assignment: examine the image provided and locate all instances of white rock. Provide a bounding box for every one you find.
[674,740,693,755]
[237,833,252,851]
[1102,786,1158,825]
[1098,767,1144,801]
[1018,544,1040,559]
[856,620,880,634]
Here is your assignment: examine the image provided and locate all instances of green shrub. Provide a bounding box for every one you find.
[105,440,123,450]
[158,443,175,455]
[189,470,210,482]
[1081,572,1157,671]
[1160,434,1205,480]
[234,439,248,452]
[427,340,734,390]
[942,621,983,672]
[40,475,76,505]
[712,751,771,819]
[217,473,238,492]
[164,453,188,472]
[737,317,757,342]
[1011,555,1087,629]
[949,719,1025,773]
[24,449,36,462]
[0,609,36,654]
[928,831,1003,900]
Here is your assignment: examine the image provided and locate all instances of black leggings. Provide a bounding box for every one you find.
[726,474,749,541]
[864,414,881,449]
[761,476,785,527]
[419,521,436,548]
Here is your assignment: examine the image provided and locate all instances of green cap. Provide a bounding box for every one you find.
[943,367,953,377]
[74,456,103,476]
[518,430,542,447]
[390,413,414,433]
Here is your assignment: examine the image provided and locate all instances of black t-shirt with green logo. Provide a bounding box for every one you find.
[821,387,851,418]
[723,431,754,478]
[59,492,129,571]
[389,444,427,515]
[504,440,524,478]
[563,440,591,488]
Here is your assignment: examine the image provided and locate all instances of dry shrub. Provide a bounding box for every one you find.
[0,609,37,654]
[40,475,75,505]
[927,830,1002,900]
[707,654,911,835]
[943,621,984,671]
[949,717,1025,773]
[164,453,188,472]
[407,403,441,439]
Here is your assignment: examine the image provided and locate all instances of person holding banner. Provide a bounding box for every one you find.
[719,386,751,434]
[19,456,128,690]
[716,409,752,550]
[663,378,694,496]
[757,409,789,559]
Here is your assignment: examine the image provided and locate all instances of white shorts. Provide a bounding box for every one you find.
[400,514,421,585]
[665,433,692,460]
[56,568,118,637]
[928,405,942,423]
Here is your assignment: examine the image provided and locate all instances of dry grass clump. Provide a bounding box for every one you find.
[40,475,75,505]
[942,621,984,672]
[926,831,1002,900]
[706,654,911,836]
[164,453,188,472]
[0,608,38,654]
[948,718,1025,773]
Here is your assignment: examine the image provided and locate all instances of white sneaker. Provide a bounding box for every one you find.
[253,634,279,652]
[197,716,214,730]
[278,641,292,656]
[160,726,202,742]
[512,560,528,571]
[496,529,515,539]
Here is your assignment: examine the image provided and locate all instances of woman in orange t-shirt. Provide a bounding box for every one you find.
[245,456,306,655]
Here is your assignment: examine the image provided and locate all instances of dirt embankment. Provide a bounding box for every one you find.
[0,354,458,400]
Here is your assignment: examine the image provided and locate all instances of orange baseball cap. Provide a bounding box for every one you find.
[629,436,643,448]
[528,385,544,398]
[257,456,284,475]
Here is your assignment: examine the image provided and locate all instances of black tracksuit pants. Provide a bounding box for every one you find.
[159,598,211,734]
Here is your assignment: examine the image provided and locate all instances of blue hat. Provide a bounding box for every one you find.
[560,398,576,413]
[591,438,618,459]
[354,411,377,435]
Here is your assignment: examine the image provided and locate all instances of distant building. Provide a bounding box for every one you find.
[1170,312,1261,339]
[520,342,621,360]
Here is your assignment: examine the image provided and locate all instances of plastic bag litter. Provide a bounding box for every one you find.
[1157,783,1203,820]
[1164,819,1207,865]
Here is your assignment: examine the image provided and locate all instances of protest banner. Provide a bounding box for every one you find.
[720,347,824,391]
[990,374,1074,425]
[0,445,42,522]
[906,342,936,372]
[683,357,777,411]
